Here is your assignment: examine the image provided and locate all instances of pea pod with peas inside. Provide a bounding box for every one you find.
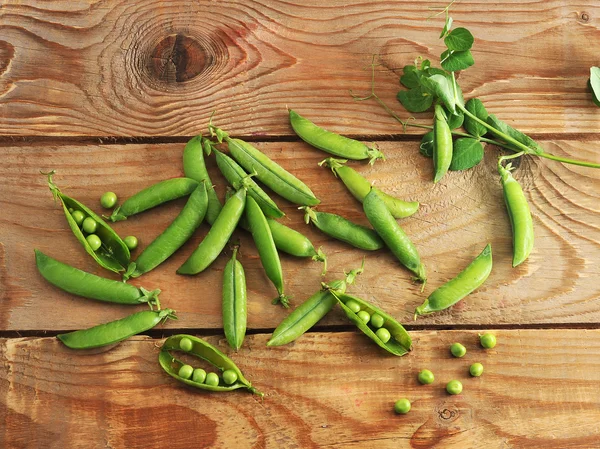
[320,158,419,219]
[159,334,263,396]
[222,246,247,350]
[289,109,385,164]
[44,171,130,273]
[414,244,492,318]
[57,308,176,349]
[433,103,453,183]
[332,291,412,356]
[35,249,160,307]
[109,177,199,222]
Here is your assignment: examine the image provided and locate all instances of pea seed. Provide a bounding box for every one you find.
[71,210,85,226]
[345,299,361,314]
[357,310,371,324]
[450,342,467,358]
[179,337,193,352]
[394,398,411,414]
[124,236,138,250]
[86,234,102,251]
[480,333,497,349]
[222,369,238,385]
[417,369,434,385]
[178,364,194,380]
[82,217,98,234]
[446,380,463,395]
[192,368,207,384]
[205,372,220,387]
[100,192,118,209]
[376,327,391,343]
[370,313,385,329]
[470,363,484,377]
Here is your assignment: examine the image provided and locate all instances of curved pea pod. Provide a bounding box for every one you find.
[110,178,199,222]
[363,188,426,283]
[212,148,284,219]
[45,171,130,273]
[159,334,263,396]
[334,292,412,356]
[57,308,176,349]
[177,187,246,275]
[414,244,492,318]
[222,246,247,350]
[289,109,385,164]
[183,135,223,225]
[267,262,364,346]
[302,207,384,251]
[433,104,453,183]
[498,160,534,267]
[35,250,160,307]
[125,182,208,279]
[210,126,319,207]
[320,158,419,218]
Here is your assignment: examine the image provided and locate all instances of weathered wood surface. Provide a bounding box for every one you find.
[1,140,598,331]
[2,330,599,449]
[0,0,600,137]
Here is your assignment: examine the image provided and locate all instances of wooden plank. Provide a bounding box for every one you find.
[1,140,599,331]
[0,1,599,136]
[1,330,600,448]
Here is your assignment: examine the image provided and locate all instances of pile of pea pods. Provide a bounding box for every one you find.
[36,109,516,396]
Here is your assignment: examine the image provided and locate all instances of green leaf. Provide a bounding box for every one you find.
[486,114,544,155]
[426,67,448,77]
[420,59,431,71]
[444,28,474,52]
[396,86,433,113]
[444,107,464,130]
[589,67,600,107]
[400,65,419,89]
[440,15,453,38]
[464,98,488,137]
[449,138,484,171]
[419,131,434,158]
[440,49,475,72]
[421,74,455,113]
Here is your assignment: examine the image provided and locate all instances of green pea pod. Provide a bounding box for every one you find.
[289,109,385,164]
[126,183,208,279]
[45,171,130,273]
[267,263,364,346]
[363,188,426,283]
[333,292,412,356]
[498,156,534,267]
[177,187,246,275]
[159,334,262,396]
[35,250,160,306]
[110,178,199,222]
[320,158,419,218]
[211,148,284,219]
[245,195,289,308]
[433,104,453,183]
[414,244,492,318]
[222,246,247,350]
[57,308,176,349]
[210,125,319,207]
[302,207,384,251]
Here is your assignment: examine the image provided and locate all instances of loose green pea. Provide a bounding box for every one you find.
[179,337,193,352]
[417,369,434,385]
[71,210,85,226]
[376,328,391,343]
[86,234,102,251]
[470,363,484,377]
[357,310,370,324]
[345,299,361,314]
[222,369,238,385]
[480,333,497,349]
[192,368,207,383]
[100,192,118,209]
[450,343,467,358]
[394,398,411,415]
[82,217,98,234]
[178,364,194,380]
[205,372,220,387]
[446,380,463,395]
[124,236,138,250]
[370,313,384,329]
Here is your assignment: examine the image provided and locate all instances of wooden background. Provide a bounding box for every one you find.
[1,1,600,448]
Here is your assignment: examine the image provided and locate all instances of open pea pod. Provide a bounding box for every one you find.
[45,172,130,273]
[159,334,263,396]
[333,292,412,356]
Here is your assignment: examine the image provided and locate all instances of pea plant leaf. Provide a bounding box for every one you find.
[443,106,464,129]
[444,28,474,51]
[421,74,456,113]
[487,114,544,155]
[449,138,484,171]
[419,131,434,158]
[439,15,453,38]
[396,86,434,113]
[589,66,600,107]
[464,98,488,137]
[440,49,475,72]
[400,65,420,89]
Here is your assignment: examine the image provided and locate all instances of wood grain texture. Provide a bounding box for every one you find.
[1,0,600,136]
[1,140,598,331]
[1,330,600,449]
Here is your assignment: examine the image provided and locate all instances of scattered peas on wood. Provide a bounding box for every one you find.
[446,380,463,395]
[480,333,497,349]
[450,342,467,358]
[394,399,411,415]
[470,363,484,377]
[417,369,435,385]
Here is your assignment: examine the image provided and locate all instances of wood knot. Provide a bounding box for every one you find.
[435,403,460,424]
[579,12,590,23]
[148,34,207,83]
